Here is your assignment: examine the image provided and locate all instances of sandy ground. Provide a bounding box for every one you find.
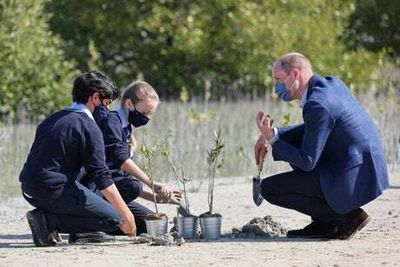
[1,172,400,267]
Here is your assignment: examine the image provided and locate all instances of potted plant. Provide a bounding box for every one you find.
[199,130,225,240]
[139,141,168,238]
[161,141,198,239]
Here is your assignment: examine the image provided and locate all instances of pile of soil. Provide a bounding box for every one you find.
[133,232,185,246]
[145,213,168,220]
[228,215,287,238]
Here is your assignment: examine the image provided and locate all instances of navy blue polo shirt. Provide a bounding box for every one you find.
[19,109,114,198]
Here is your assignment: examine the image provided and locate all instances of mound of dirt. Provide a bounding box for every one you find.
[132,232,185,246]
[229,215,287,238]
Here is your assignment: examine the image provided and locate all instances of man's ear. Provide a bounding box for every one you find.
[91,92,101,105]
[293,68,300,79]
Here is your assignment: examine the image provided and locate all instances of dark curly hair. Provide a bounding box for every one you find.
[72,71,119,103]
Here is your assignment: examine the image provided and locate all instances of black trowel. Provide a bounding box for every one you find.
[252,160,264,206]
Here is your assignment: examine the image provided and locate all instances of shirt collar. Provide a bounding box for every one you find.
[117,107,129,128]
[66,102,94,121]
[299,88,308,109]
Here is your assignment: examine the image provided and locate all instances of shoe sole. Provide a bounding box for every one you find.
[26,211,55,247]
[287,234,334,239]
[344,215,371,240]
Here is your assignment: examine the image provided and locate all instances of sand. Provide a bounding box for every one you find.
[1,172,400,267]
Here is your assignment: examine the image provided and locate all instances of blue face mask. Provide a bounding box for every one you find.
[275,82,292,101]
[128,108,149,128]
[93,104,109,122]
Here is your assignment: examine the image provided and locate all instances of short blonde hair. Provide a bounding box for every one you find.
[274,52,313,74]
[121,81,159,106]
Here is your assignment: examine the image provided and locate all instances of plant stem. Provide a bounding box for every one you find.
[178,151,190,214]
[206,130,224,215]
[148,158,158,214]
[208,162,217,214]
[163,148,190,215]
[183,179,189,214]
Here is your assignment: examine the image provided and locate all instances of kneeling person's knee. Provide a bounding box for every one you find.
[260,178,279,204]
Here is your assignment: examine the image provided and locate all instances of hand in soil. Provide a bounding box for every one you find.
[120,214,137,236]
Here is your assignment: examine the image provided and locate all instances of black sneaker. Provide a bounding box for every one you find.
[68,232,116,244]
[26,209,56,247]
[287,220,337,239]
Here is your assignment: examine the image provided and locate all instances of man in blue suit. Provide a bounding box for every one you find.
[254,52,389,240]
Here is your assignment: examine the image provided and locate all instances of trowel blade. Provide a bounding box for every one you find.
[252,176,264,206]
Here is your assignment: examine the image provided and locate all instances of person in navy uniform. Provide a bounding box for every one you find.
[84,80,181,235]
[254,52,389,239]
[19,71,136,246]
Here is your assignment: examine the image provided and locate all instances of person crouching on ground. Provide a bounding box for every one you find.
[254,52,389,240]
[80,80,181,236]
[19,71,136,246]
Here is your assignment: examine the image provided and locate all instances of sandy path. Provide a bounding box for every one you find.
[1,172,400,267]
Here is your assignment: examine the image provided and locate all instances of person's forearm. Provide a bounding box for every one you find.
[140,190,156,202]
[101,184,133,220]
[120,159,152,187]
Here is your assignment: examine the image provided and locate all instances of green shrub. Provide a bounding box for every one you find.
[46,0,387,100]
[0,0,76,120]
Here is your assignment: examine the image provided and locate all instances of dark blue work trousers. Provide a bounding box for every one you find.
[81,175,152,234]
[261,170,347,223]
[22,182,121,234]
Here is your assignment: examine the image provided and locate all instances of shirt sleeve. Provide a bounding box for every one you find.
[99,113,130,168]
[82,120,114,190]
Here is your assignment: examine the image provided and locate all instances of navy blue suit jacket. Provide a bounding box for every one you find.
[272,75,389,214]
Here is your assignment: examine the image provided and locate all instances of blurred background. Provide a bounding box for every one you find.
[0,0,399,197]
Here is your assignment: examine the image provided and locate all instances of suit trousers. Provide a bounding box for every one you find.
[261,170,347,223]
[22,182,121,234]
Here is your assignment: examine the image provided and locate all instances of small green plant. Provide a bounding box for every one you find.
[206,130,225,214]
[160,141,191,215]
[139,140,159,214]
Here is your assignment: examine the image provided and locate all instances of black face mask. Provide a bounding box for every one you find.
[128,108,149,128]
[93,104,109,122]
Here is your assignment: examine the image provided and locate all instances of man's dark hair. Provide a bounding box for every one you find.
[72,71,119,103]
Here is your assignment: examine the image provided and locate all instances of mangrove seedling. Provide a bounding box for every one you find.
[205,130,225,215]
[139,140,160,215]
[160,141,192,216]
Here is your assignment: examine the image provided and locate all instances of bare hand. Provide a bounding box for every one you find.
[120,214,137,236]
[154,182,173,196]
[156,190,182,205]
[48,230,63,244]
[256,111,274,139]
[254,135,269,166]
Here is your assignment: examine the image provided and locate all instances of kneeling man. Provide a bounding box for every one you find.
[254,52,389,240]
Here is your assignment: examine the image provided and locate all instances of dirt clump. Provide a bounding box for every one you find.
[132,232,185,246]
[229,215,287,238]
